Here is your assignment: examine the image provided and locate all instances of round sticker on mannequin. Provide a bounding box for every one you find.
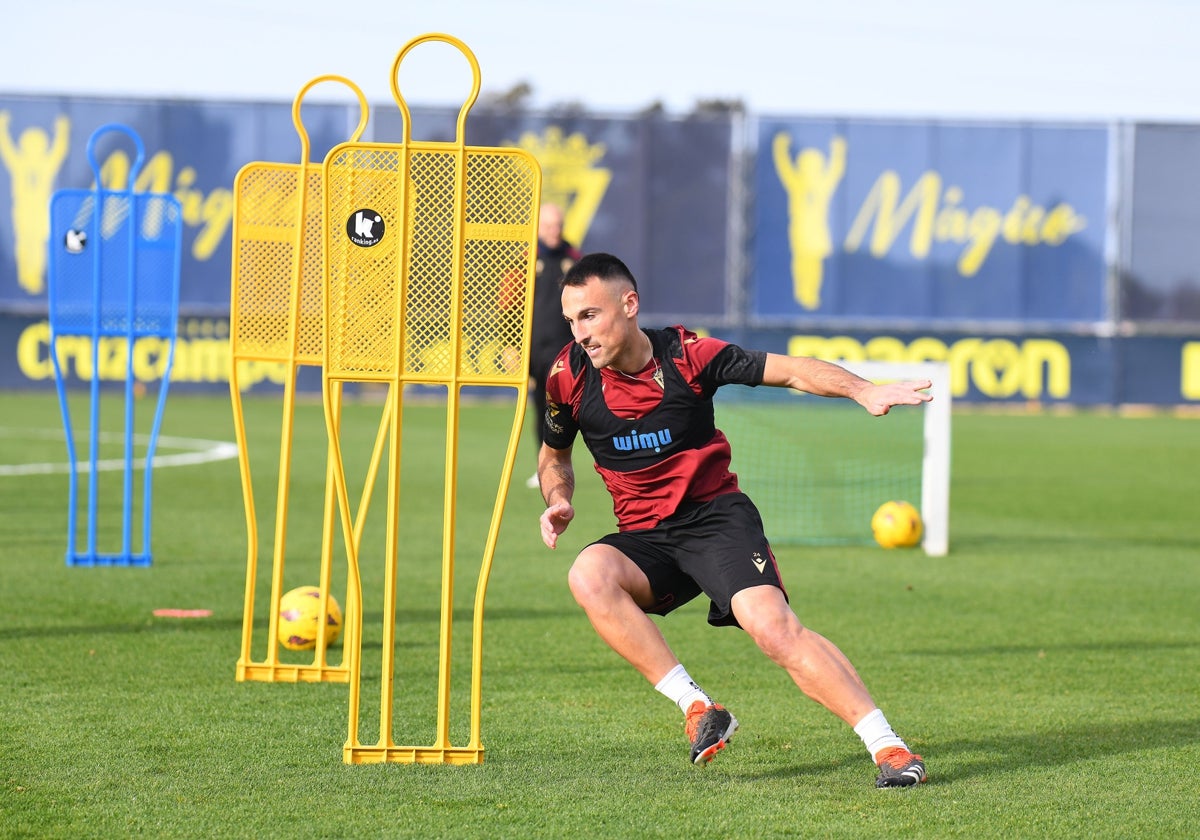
[65,229,87,253]
[347,208,384,247]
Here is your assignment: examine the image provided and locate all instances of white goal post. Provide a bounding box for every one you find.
[841,361,951,556]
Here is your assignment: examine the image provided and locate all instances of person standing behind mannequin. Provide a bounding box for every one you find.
[523,202,582,487]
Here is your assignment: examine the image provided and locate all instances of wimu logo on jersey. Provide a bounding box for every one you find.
[613,427,673,453]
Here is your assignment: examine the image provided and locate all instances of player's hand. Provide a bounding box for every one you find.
[859,379,933,416]
[540,501,574,549]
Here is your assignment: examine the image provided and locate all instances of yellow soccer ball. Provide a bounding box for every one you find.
[871,501,923,549]
[278,586,343,651]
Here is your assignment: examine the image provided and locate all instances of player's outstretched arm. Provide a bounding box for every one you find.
[537,443,576,549]
[761,353,932,416]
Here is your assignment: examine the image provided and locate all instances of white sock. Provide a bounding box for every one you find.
[654,664,713,713]
[853,708,909,763]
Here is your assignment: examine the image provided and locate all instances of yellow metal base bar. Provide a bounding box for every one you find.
[343,744,484,765]
[236,662,349,683]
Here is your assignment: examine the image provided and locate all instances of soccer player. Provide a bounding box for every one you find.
[535,253,930,788]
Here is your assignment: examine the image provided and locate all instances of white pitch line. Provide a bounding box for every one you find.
[0,427,239,477]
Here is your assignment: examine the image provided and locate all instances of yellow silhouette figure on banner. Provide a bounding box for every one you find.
[0,112,71,295]
[772,132,846,310]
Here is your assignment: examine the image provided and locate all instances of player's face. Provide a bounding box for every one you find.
[561,276,638,370]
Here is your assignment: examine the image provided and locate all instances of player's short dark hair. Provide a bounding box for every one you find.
[561,252,638,292]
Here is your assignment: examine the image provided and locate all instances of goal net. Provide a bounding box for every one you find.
[714,361,950,555]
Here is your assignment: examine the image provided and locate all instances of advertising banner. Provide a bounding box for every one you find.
[705,326,1198,406]
[375,107,734,320]
[0,94,359,313]
[1126,124,1200,322]
[1,96,734,322]
[3,94,1199,405]
[753,118,1110,325]
[6,308,1198,406]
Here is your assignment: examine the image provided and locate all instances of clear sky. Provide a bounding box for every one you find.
[3,0,1199,121]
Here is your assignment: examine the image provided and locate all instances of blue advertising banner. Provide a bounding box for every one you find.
[6,308,1198,406]
[2,310,315,396]
[4,94,1198,405]
[1126,124,1200,322]
[753,118,1110,325]
[710,326,1106,404]
[0,94,359,313]
[377,107,734,320]
[708,326,1197,407]
[1,96,734,322]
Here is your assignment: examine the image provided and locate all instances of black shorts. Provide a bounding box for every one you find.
[590,492,787,628]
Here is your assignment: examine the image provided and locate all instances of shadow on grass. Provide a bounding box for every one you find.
[0,615,245,640]
[930,716,1200,783]
[0,605,580,641]
[948,533,1200,552]
[742,717,1200,786]
[904,639,1198,657]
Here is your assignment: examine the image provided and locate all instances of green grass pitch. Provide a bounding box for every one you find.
[1,389,1197,838]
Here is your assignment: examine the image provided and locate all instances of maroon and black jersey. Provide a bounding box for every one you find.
[543,326,767,531]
